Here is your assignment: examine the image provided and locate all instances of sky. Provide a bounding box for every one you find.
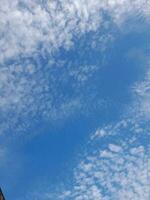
[0,0,150,199]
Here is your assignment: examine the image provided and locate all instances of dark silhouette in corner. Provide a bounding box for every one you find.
[0,188,5,200]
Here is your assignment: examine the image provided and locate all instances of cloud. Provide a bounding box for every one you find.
[132,66,150,121]
[0,0,149,63]
[0,0,101,63]
[0,0,104,135]
[0,0,149,136]
[58,105,150,200]
[64,144,150,200]
[0,59,101,135]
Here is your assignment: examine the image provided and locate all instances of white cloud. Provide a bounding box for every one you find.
[0,0,149,135]
[0,0,149,64]
[0,0,101,63]
[60,142,150,200]
[132,66,150,121]
[0,60,100,135]
[0,0,149,63]
[108,143,122,152]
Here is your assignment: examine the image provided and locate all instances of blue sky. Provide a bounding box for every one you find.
[0,1,150,199]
